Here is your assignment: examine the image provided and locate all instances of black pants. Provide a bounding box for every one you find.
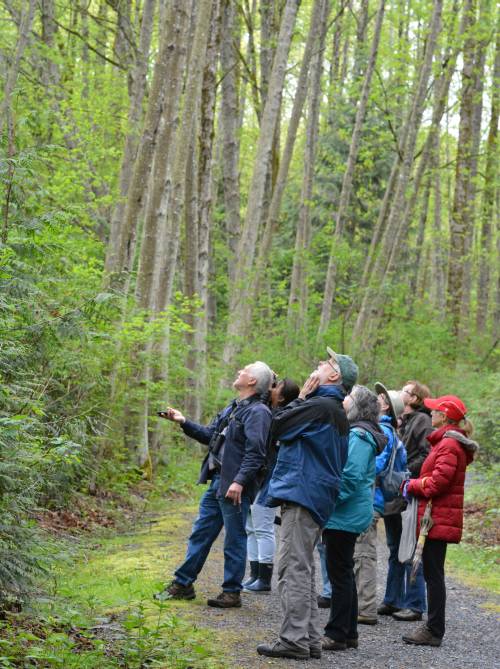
[323,529,359,642]
[422,538,448,639]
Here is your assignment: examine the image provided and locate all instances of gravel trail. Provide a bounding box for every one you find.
[179,517,500,669]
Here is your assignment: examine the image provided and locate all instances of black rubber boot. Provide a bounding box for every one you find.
[242,561,259,588]
[244,563,273,593]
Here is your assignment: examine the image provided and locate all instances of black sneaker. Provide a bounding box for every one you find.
[154,581,195,601]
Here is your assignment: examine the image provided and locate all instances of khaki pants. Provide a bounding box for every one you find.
[277,503,322,652]
[354,511,382,618]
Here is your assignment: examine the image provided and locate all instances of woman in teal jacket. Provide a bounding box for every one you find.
[322,386,387,651]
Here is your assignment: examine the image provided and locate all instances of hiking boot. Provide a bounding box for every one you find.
[393,608,422,622]
[317,595,331,608]
[377,603,400,615]
[243,563,273,593]
[154,581,195,601]
[357,615,378,625]
[346,638,359,649]
[403,625,442,647]
[242,561,259,588]
[310,646,322,659]
[322,637,346,651]
[207,591,242,608]
[257,641,309,660]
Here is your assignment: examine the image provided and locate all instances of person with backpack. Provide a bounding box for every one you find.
[378,380,431,621]
[354,382,406,625]
[402,395,478,647]
[155,362,273,609]
[256,348,357,660]
[322,385,386,651]
[243,378,300,594]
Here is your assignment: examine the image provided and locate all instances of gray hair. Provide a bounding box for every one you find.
[346,385,379,424]
[247,361,273,395]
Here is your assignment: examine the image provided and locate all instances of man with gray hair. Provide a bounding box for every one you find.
[156,361,273,608]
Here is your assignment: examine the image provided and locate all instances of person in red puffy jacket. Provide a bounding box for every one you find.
[402,395,478,648]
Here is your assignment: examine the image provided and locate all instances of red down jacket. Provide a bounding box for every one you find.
[407,424,478,543]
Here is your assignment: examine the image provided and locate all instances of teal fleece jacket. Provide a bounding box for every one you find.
[324,427,377,534]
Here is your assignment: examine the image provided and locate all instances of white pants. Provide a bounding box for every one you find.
[246,503,277,563]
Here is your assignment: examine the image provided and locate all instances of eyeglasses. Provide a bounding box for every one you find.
[320,358,340,374]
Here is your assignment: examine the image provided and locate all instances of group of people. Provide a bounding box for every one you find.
[157,350,478,660]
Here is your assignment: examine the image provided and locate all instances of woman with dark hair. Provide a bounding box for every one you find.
[402,395,477,647]
[243,378,300,593]
[322,386,387,651]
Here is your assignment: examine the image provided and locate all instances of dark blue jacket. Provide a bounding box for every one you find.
[181,396,272,501]
[266,385,349,527]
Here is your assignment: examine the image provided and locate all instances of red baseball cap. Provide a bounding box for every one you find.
[424,395,467,422]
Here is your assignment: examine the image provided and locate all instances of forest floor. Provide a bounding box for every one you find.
[163,502,500,669]
[2,488,499,668]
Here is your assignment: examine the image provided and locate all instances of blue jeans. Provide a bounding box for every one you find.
[174,476,250,592]
[383,513,426,612]
[317,540,332,598]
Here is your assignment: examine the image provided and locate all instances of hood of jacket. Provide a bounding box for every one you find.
[350,419,387,454]
[307,384,346,401]
[428,424,479,462]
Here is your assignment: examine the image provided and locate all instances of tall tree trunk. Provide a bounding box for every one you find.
[185,0,221,422]
[319,0,386,335]
[253,0,330,301]
[476,21,500,331]
[222,0,301,369]
[447,0,480,338]
[0,0,36,139]
[107,0,156,277]
[286,0,331,332]
[104,0,182,288]
[430,131,446,311]
[220,0,242,283]
[459,0,490,336]
[353,0,443,349]
[135,3,190,310]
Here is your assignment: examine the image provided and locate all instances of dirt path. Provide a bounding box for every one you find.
[167,509,500,669]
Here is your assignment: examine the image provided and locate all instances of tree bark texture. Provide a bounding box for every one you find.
[476,20,499,332]
[447,0,480,337]
[222,0,301,368]
[319,0,386,335]
[352,0,443,350]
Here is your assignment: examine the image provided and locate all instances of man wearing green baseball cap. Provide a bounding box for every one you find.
[257,347,358,660]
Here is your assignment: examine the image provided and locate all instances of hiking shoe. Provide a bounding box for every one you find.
[322,637,346,651]
[310,646,322,659]
[317,595,331,608]
[393,608,422,621]
[207,591,241,608]
[403,625,442,647]
[377,603,400,615]
[358,615,378,625]
[257,641,309,660]
[155,581,195,601]
[346,638,359,649]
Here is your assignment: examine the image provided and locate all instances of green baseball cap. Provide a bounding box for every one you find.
[326,347,359,392]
